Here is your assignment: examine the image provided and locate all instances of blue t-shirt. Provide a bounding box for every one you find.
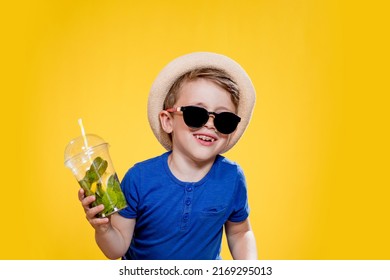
[119,151,249,260]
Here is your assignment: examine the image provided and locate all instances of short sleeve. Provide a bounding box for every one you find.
[118,166,140,219]
[228,166,249,222]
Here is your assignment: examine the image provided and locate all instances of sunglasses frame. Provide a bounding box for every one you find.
[165,105,241,134]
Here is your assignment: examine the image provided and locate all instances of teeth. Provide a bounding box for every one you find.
[195,135,215,142]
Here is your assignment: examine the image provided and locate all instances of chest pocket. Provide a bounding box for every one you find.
[201,205,227,217]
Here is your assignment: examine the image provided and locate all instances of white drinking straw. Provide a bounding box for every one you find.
[78,118,89,151]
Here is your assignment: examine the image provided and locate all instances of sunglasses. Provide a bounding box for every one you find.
[166,106,241,134]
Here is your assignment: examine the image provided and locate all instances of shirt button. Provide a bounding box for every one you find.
[185,198,191,206]
[186,186,193,192]
[183,213,189,221]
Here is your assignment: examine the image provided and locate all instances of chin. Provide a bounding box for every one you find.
[189,148,221,163]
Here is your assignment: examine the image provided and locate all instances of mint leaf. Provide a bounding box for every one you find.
[78,178,98,208]
[116,192,127,209]
[105,174,127,211]
[85,157,108,183]
[96,182,105,198]
[78,178,93,196]
[95,191,103,206]
[93,157,108,176]
[102,188,117,214]
[107,174,121,192]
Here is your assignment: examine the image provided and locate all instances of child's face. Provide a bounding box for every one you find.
[167,78,237,162]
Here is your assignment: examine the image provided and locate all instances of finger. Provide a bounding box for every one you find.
[81,195,96,210]
[90,217,110,227]
[78,188,85,201]
[86,204,104,219]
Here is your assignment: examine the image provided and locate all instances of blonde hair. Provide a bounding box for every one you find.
[163,68,239,110]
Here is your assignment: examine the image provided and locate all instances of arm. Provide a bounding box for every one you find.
[79,189,135,259]
[95,213,135,259]
[225,218,257,260]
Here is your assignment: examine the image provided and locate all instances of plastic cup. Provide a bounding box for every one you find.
[64,134,127,218]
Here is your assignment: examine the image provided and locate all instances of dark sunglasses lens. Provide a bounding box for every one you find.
[214,112,241,134]
[182,106,209,128]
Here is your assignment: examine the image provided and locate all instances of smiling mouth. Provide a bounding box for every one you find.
[194,134,217,142]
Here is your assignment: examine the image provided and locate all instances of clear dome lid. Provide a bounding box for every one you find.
[64,134,108,164]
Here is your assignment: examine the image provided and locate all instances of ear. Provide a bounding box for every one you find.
[159,110,174,134]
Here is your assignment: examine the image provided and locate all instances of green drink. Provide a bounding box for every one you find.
[65,134,127,217]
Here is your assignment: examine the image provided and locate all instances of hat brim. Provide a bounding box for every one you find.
[148,52,256,153]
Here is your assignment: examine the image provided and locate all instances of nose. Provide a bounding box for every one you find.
[204,113,216,131]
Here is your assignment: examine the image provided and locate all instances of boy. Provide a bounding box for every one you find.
[79,52,257,259]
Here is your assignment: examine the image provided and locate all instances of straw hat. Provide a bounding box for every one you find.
[148,52,256,153]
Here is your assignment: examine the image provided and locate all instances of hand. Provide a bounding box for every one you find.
[78,188,111,233]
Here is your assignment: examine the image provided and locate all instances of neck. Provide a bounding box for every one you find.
[168,152,215,182]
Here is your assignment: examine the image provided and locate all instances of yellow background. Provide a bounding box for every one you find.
[1,0,389,259]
